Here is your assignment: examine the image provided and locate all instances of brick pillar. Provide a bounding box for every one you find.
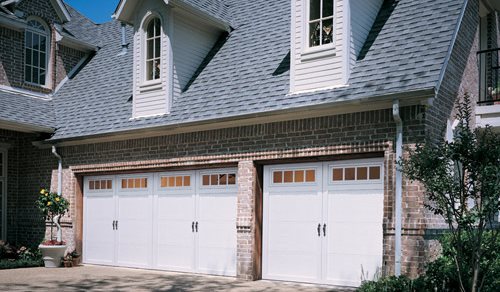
[236,160,261,280]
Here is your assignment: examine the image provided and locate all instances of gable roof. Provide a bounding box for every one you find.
[0,0,71,22]
[48,0,464,142]
[0,1,98,132]
[61,4,99,46]
[114,0,232,30]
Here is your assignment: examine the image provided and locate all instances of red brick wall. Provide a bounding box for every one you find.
[55,45,86,87]
[7,107,425,276]
[0,27,24,87]
[0,0,87,92]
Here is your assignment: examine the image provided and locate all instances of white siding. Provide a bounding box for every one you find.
[350,0,383,66]
[172,11,220,98]
[291,0,347,92]
[132,0,171,118]
[131,0,222,118]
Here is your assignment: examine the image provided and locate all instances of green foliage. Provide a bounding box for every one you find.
[357,276,424,292]
[0,259,43,269]
[0,243,43,269]
[359,232,500,291]
[36,189,69,220]
[401,94,500,292]
[420,232,500,292]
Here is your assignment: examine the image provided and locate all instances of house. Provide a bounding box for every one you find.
[0,0,498,287]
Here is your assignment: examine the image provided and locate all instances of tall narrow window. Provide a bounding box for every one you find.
[25,19,48,85]
[309,0,334,47]
[145,17,161,81]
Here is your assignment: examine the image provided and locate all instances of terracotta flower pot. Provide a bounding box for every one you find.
[39,244,66,268]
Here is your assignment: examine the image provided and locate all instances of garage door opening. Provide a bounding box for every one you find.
[263,159,384,286]
[83,168,238,276]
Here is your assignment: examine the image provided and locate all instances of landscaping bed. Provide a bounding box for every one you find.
[0,241,43,270]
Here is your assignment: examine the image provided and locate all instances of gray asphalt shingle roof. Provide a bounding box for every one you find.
[177,0,232,26]
[0,0,463,139]
[62,4,100,46]
[50,0,464,141]
[0,91,54,129]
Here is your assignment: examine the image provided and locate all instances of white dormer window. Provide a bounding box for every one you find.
[145,17,161,81]
[25,19,49,86]
[308,0,334,47]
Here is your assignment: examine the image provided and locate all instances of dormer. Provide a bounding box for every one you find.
[114,0,230,119]
[290,0,383,93]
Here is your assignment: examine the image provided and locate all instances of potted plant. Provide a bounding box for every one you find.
[69,249,81,266]
[62,254,73,268]
[36,188,69,268]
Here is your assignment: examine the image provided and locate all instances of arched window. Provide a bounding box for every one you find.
[25,19,49,85]
[145,17,161,81]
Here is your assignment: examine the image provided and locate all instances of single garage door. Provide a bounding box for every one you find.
[263,159,384,287]
[83,168,237,276]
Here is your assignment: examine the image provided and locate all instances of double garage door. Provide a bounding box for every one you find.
[263,158,384,287]
[83,168,237,276]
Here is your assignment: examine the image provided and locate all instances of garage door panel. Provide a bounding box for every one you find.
[268,192,321,221]
[326,253,382,286]
[156,193,195,271]
[116,195,152,267]
[84,195,115,265]
[196,187,237,276]
[328,194,383,223]
[267,221,321,251]
[197,246,236,276]
[266,250,322,281]
[328,223,383,255]
[197,193,236,220]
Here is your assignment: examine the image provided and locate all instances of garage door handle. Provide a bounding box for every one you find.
[112,220,115,230]
[317,224,321,237]
[195,222,198,232]
[116,220,118,230]
[323,224,326,236]
[192,222,195,232]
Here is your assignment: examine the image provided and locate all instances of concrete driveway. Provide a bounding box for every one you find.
[0,265,353,291]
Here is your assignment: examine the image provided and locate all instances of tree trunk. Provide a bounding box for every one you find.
[471,256,480,292]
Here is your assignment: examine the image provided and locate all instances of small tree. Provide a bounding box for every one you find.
[36,189,69,244]
[402,94,500,292]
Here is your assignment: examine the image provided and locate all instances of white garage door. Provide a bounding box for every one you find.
[83,168,237,276]
[263,159,384,287]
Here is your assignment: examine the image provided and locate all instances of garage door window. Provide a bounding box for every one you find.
[201,173,236,186]
[121,177,148,189]
[160,175,190,188]
[89,179,112,190]
[332,166,381,182]
[272,169,315,184]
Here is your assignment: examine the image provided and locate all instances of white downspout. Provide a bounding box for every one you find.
[51,146,62,195]
[392,99,403,276]
[51,145,63,242]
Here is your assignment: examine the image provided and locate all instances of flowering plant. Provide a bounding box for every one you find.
[36,189,69,244]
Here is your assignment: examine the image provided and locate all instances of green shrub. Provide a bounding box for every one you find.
[418,232,500,291]
[0,258,43,269]
[358,276,424,292]
[361,232,500,291]
[0,242,43,269]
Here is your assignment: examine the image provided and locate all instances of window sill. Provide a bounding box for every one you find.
[22,82,52,94]
[301,45,336,62]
